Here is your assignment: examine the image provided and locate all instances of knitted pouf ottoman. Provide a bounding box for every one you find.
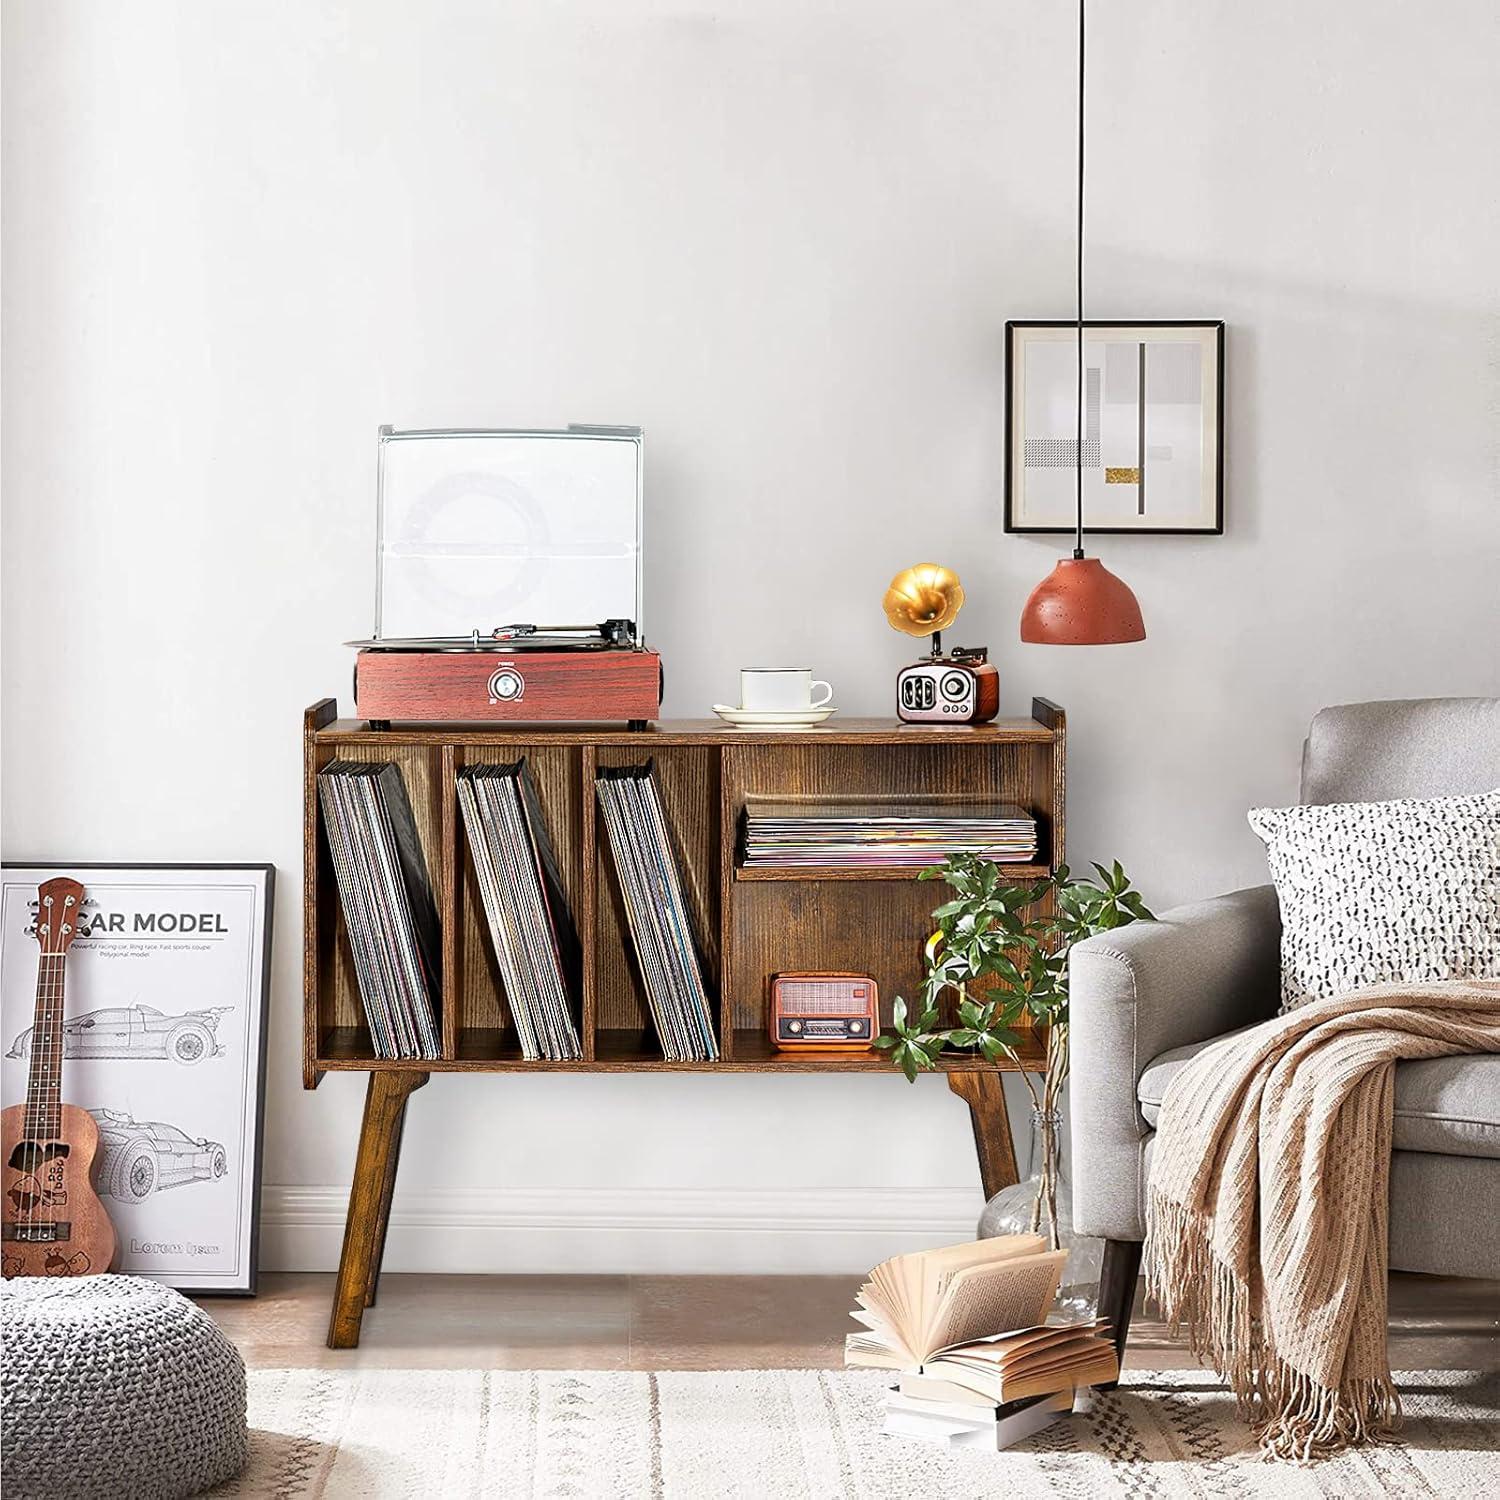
[1,1274,247,1499]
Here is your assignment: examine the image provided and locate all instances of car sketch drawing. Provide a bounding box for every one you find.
[7,1005,232,1065]
[89,1110,229,1203]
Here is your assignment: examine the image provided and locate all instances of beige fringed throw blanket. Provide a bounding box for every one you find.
[1143,978,1500,1461]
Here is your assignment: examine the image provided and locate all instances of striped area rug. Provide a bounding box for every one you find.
[213,1367,1500,1497]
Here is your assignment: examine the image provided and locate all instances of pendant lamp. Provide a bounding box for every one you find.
[1019,0,1145,646]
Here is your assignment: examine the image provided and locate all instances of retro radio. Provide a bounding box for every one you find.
[883,563,999,725]
[348,425,662,728]
[895,647,999,724]
[768,972,879,1052]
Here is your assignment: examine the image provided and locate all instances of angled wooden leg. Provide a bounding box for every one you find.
[1095,1237,1143,1389]
[328,1070,428,1349]
[364,1084,414,1308]
[946,1070,1019,1199]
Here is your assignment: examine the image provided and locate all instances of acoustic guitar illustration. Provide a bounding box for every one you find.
[1,878,118,1278]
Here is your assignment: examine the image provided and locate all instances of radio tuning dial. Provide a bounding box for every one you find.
[941,672,969,701]
[788,1020,803,1034]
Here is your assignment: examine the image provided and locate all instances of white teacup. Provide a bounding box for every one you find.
[740,668,834,713]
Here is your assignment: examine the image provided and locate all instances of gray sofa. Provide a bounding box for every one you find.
[1069,697,1500,1368]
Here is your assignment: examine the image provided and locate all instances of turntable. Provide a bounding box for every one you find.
[349,425,662,728]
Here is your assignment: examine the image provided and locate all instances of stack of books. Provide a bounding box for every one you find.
[317,760,442,1059]
[845,1235,1119,1450]
[595,763,719,1061]
[457,760,582,1061]
[741,801,1037,870]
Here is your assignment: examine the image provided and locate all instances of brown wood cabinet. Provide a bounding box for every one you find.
[302,699,1064,1346]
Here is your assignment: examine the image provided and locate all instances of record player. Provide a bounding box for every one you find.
[349,425,662,728]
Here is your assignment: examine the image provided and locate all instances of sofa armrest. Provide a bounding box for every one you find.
[1069,884,1282,1241]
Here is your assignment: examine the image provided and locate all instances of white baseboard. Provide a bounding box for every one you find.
[259,1184,986,1275]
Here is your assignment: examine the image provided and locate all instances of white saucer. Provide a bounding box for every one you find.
[712,704,839,729]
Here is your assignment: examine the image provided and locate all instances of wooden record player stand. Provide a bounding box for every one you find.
[304,699,1065,1348]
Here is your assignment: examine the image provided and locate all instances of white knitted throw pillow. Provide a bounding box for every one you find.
[1248,789,1500,1012]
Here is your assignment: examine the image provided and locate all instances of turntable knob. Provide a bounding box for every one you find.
[488,667,524,703]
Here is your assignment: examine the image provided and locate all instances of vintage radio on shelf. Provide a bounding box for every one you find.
[349,425,662,727]
[895,647,999,724]
[883,564,999,725]
[768,972,879,1052]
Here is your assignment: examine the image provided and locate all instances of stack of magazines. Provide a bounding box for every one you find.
[741,801,1037,869]
[844,1234,1118,1450]
[318,761,442,1059]
[457,760,582,1061]
[595,763,719,1061]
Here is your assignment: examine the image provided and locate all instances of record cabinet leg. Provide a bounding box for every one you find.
[328,1070,428,1349]
[365,1084,413,1308]
[946,1071,1020,1199]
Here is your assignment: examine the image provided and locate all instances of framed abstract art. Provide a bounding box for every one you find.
[1004,320,1224,535]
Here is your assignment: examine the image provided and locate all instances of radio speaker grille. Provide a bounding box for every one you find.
[777,979,870,1015]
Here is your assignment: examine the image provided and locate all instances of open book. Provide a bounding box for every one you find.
[843,1233,1068,1369]
[899,1319,1119,1405]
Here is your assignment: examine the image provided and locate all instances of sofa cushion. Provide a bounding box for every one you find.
[1137,1033,1500,1161]
[1138,1136,1500,1278]
[1247,789,1500,1011]
[1300,697,1500,807]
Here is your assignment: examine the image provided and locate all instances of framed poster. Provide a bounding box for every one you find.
[1004,320,1224,534]
[0,864,273,1294]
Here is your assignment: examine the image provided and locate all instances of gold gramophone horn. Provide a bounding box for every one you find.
[883,563,965,638]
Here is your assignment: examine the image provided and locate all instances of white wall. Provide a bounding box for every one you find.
[4,1,1498,1274]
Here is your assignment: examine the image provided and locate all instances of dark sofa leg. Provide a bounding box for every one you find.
[1096,1238,1143,1390]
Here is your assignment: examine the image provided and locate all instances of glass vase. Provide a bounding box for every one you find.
[977,1106,1102,1319]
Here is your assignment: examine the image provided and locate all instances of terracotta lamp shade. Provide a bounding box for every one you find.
[1019,556,1146,645]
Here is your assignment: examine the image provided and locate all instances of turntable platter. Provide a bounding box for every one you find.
[346,635,618,653]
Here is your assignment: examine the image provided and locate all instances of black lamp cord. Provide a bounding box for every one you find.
[1073,0,1086,562]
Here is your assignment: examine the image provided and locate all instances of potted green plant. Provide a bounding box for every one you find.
[876,855,1152,1302]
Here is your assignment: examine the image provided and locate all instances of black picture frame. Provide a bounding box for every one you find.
[1003,319,1225,535]
[1,861,274,1296]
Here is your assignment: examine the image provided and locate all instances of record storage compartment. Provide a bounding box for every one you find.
[303,698,1065,1348]
[304,700,1064,1079]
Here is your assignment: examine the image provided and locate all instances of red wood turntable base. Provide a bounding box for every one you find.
[354,648,663,726]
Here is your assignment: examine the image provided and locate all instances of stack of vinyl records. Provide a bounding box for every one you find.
[595,764,719,1062]
[317,761,442,1059]
[457,760,582,1061]
[741,801,1038,869]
